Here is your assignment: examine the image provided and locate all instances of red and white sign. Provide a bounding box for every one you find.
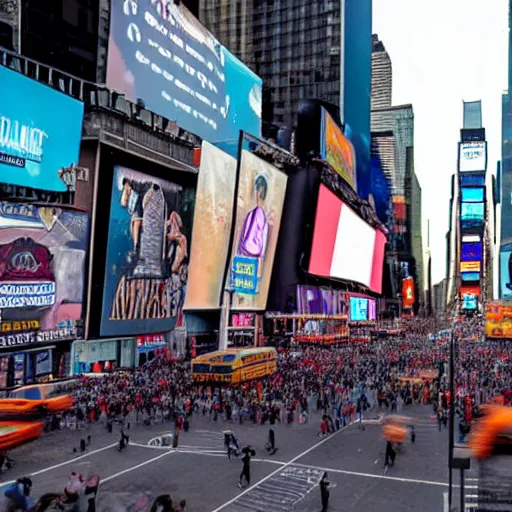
[309,185,386,294]
[137,333,165,348]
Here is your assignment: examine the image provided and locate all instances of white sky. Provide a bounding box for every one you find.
[373,0,509,284]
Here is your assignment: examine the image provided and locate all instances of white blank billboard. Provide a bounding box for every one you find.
[459,142,486,173]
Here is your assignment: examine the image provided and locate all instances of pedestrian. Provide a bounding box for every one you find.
[411,426,416,444]
[384,441,395,468]
[266,428,277,455]
[320,472,330,512]
[237,447,255,488]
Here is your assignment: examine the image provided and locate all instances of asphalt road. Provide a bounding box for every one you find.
[0,405,449,511]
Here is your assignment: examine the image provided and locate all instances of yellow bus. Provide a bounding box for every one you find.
[192,347,277,385]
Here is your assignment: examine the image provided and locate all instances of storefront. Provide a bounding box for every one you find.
[136,334,167,366]
[227,313,263,348]
[72,338,137,374]
[0,324,77,386]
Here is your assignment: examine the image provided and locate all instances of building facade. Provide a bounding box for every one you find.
[370,35,392,110]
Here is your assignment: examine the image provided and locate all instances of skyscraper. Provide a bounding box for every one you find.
[371,35,392,110]
[199,0,342,135]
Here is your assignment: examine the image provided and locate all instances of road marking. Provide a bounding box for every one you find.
[211,422,354,512]
[443,491,448,512]
[101,450,175,484]
[0,442,118,486]
[292,463,449,487]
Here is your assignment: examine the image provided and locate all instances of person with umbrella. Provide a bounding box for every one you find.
[237,446,255,488]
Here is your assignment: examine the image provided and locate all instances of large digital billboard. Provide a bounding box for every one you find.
[461,187,484,203]
[101,167,194,336]
[227,150,287,310]
[320,107,357,190]
[461,272,480,282]
[0,66,84,192]
[350,297,368,321]
[0,202,89,330]
[486,302,512,339]
[461,242,483,261]
[106,0,262,145]
[460,261,481,272]
[499,249,512,299]
[402,277,415,309]
[185,142,236,309]
[459,142,487,173]
[461,202,484,228]
[309,185,387,294]
[460,174,485,187]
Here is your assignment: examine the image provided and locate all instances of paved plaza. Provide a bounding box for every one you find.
[0,406,450,511]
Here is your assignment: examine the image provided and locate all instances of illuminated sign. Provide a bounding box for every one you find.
[231,255,258,295]
[0,281,56,308]
[459,141,486,173]
[0,328,76,348]
[462,235,481,243]
[136,333,166,348]
[0,320,40,333]
[460,261,481,272]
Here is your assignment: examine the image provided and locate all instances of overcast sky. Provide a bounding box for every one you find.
[372,0,508,284]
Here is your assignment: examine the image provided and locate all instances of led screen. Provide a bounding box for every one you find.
[461,203,484,228]
[462,294,478,310]
[459,142,486,172]
[462,235,481,243]
[309,185,386,293]
[461,242,483,261]
[462,272,480,282]
[350,297,369,321]
[460,174,485,187]
[106,0,262,147]
[227,150,287,310]
[0,66,84,192]
[368,298,376,320]
[461,187,484,203]
[101,167,194,336]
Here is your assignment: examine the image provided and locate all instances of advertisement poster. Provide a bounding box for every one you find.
[460,261,481,273]
[0,202,89,329]
[461,242,483,261]
[350,297,369,321]
[0,66,84,192]
[185,142,236,309]
[228,150,287,310]
[402,277,415,309]
[320,107,357,190]
[296,286,347,315]
[106,0,262,147]
[500,249,512,299]
[486,302,512,339]
[461,187,484,203]
[101,167,194,336]
[459,142,486,173]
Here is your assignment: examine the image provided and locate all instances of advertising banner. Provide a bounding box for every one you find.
[486,302,512,339]
[461,272,480,282]
[460,285,481,297]
[184,142,236,309]
[462,294,478,310]
[0,202,89,331]
[461,187,484,203]
[106,0,262,146]
[460,261,481,272]
[0,66,84,192]
[101,167,193,336]
[350,297,369,321]
[309,185,387,294]
[228,150,287,310]
[459,142,487,173]
[402,277,415,309]
[320,107,357,190]
[499,249,512,299]
[461,202,484,223]
[296,286,348,315]
[461,242,483,261]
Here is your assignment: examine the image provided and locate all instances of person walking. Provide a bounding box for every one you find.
[384,441,396,469]
[237,447,255,488]
[266,428,277,455]
[411,425,416,444]
[320,472,330,512]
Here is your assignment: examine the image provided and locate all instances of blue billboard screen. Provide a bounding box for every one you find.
[460,174,485,187]
[350,297,369,321]
[461,187,484,203]
[0,66,84,192]
[462,294,478,310]
[461,202,484,228]
[461,242,483,261]
[461,272,480,282]
[106,0,262,145]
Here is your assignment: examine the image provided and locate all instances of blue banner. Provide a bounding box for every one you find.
[0,66,84,192]
[106,0,262,145]
[231,255,259,295]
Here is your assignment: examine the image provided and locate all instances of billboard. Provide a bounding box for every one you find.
[296,286,348,315]
[486,301,512,339]
[461,187,484,203]
[459,142,487,172]
[228,150,287,310]
[460,261,481,272]
[402,277,415,309]
[0,202,89,330]
[350,297,368,321]
[184,142,236,309]
[462,294,478,310]
[462,234,481,243]
[499,249,512,299]
[320,107,357,190]
[106,0,262,145]
[460,174,485,187]
[461,202,484,229]
[461,242,483,261]
[0,66,84,192]
[309,185,387,294]
[461,272,480,282]
[101,167,194,336]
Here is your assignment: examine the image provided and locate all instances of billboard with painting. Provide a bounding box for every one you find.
[0,202,89,332]
[101,167,194,336]
[228,150,287,310]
